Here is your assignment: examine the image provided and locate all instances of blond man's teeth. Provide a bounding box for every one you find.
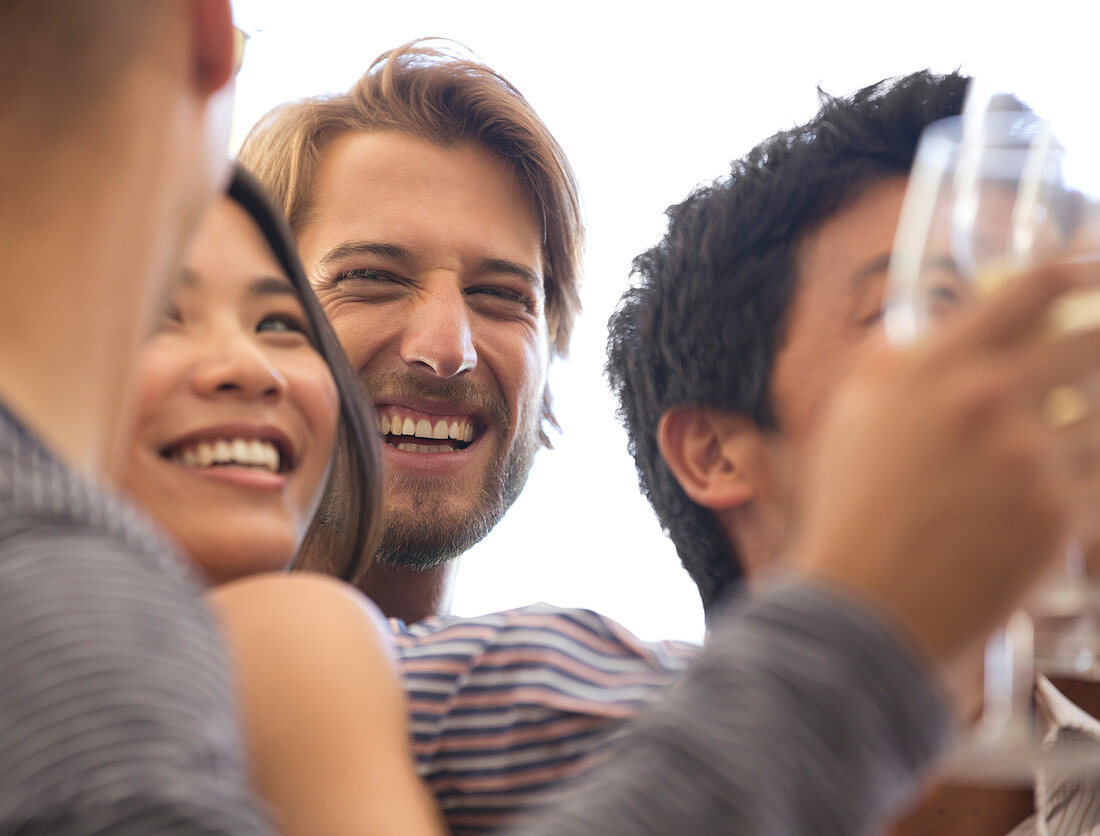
[175,438,280,472]
[395,442,451,453]
[380,414,474,443]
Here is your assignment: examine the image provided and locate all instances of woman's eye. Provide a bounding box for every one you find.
[859,305,885,327]
[156,304,184,331]
[257,314,308,335]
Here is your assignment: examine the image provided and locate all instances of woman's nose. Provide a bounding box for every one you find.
[189,330,288,401]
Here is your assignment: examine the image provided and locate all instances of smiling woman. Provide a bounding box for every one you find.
[114,194,340,584]
[114,170,383,586]
[108,168,443,835]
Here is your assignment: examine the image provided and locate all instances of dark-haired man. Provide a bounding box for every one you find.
[0,1,268,830]
[517,123,1100,831]
[603,70,1100,834]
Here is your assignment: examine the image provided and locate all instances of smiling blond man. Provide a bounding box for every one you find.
[240,42,583,624]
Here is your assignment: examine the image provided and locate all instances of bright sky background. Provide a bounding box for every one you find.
[229,0,1100,643]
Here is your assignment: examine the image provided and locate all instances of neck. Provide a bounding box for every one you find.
[0,146,183,472]
[355,560,458,624]
[726,502,796,583]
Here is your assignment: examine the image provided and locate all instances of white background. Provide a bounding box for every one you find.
[230,0,1100,643]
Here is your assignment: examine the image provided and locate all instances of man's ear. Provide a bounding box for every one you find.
[188,0,235,94]
[657,407,763,511]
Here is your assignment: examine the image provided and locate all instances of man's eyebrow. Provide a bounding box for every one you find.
[849,252,893,287]
[316,242,542,290]
[851,252,960,288]
[317,241,412,271]
[922,254,959,274]
[479,257,541,290]
[248,275,297,297]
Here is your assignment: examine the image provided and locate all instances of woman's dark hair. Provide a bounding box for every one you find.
[228,166,381,583]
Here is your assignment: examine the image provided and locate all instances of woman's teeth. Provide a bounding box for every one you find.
[172,438,281,472]
[379,414,474,451]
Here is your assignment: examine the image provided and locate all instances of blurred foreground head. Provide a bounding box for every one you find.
[0,0,239,469]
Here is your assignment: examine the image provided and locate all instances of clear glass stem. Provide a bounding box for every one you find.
[977,612,1035,744]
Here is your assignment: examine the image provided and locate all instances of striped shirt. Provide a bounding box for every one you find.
[512,580,953,835]
[0,402,270,833]
[391,604,700,833]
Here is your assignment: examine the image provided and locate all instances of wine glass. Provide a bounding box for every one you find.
[884,102,1100,782]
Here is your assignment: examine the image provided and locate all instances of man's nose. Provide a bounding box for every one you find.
[398,287,477,379]
[190,330,288,401]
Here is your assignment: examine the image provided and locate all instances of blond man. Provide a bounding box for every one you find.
[240,42,583,623]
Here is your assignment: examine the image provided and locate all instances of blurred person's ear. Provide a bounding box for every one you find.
[189,0,236,94]
[657,407,764,511]
[183,0,238,228]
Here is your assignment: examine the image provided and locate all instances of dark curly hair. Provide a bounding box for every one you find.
[607,70,969,617]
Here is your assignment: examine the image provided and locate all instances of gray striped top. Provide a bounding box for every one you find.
[0,403,271,833]
[513,579,954,835]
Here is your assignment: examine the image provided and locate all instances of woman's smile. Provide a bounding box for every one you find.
[111,196,339,584]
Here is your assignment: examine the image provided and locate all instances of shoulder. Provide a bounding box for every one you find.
[208,573,407,782]
[0,480,263,828]
[209,572,395,677]
[207,580,440,834]
[0,511,225,683]
[207,573,402,746]
[210,572,386,628]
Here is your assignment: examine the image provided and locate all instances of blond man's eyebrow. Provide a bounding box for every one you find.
[479,257,541,290]
[316,241,412,271]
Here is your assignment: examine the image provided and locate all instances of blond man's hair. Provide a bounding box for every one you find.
[238,40,584,367]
